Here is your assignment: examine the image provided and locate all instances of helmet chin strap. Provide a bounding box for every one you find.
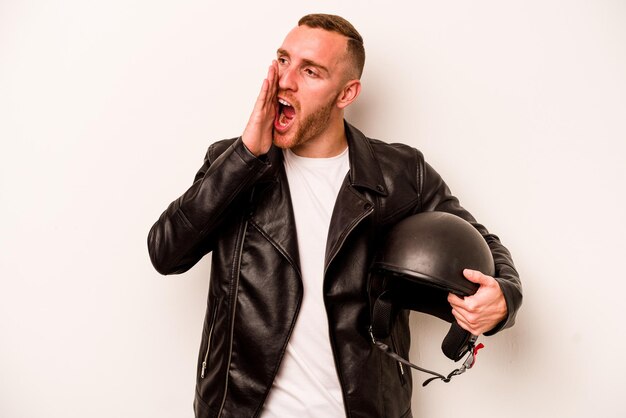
[369,326,485,386]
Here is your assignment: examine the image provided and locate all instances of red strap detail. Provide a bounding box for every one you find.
[474,343,485,355]
[470,343,485,367]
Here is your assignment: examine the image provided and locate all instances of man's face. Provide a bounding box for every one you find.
[273,25,352,150]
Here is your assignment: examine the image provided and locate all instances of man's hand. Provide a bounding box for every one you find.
[447,269,507,336]
[242,60,278,157]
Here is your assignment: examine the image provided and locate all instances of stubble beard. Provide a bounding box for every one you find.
[273,95,337,150]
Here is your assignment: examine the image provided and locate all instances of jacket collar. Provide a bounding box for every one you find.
[344,121,389,196]
[258,120,389,197]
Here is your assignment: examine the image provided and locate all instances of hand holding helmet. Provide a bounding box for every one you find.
[448,269,507,336]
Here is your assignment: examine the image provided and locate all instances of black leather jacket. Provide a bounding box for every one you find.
[147,122,522,418]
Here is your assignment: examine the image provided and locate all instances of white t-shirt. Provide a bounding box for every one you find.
[261,147,350,417]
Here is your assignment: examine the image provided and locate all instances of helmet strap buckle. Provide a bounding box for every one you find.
[369,325,484,387]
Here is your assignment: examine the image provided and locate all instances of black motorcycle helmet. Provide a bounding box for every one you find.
[368,211,495,384]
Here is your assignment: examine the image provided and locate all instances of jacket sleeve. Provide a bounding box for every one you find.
[419,155,522,335]
[147,137,272,275]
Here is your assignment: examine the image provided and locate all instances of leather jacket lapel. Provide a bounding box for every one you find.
[324,181,374,272]
[324,122,389,272]
[249,149,301,276]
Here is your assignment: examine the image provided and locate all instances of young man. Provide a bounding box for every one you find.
[148,14,522,418]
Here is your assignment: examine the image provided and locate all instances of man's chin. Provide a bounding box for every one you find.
[273,131,298,150]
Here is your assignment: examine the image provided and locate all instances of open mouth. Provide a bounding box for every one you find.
[275,98,296,131]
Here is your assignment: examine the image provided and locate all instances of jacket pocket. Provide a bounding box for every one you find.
[200,296,221,379]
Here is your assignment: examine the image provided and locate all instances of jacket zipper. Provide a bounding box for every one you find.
[200,300,220,379]
[217,218,248,417]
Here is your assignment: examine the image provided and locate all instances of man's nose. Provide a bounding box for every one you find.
[278,66,297,91]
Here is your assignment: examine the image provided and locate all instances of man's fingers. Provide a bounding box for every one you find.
[249,63,278,127]
[266,61,277,86]
[260,61,278,111]
[254,62,276,105]
[447,292,464,308]
[242,62,278,157]
[256,77,269,107]
[452,309,480,335]
[463,269,492,285]
[449,276,508,335]
[256,65,273,107]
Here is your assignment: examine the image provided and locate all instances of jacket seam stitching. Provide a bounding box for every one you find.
[415,148,423,211]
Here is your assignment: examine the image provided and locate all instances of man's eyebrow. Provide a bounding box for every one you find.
[276,48,330,75]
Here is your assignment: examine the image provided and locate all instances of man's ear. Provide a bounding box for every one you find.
[336,79,362,109]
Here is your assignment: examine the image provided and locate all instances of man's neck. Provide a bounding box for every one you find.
[290,117,348,158]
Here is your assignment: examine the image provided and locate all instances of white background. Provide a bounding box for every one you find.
[1,1,625,417]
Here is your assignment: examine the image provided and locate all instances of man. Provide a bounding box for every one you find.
[148,14,522,418]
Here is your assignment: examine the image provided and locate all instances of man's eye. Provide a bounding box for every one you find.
[277,57,287,65]
[304,68,318,77]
